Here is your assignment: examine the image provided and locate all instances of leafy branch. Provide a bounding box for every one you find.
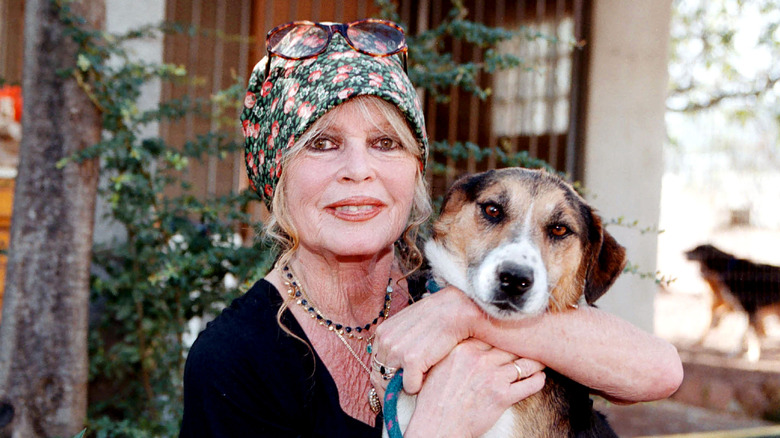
[667,0,780,115]
[56,1,272,435]
[376,0,559,102]
[427,140,557,176]
[668,74,780,112]
[624,261,676,288]
[604,216,665,236]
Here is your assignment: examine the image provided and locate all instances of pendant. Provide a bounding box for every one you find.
[368,387,381,414]
[366,343,373,354]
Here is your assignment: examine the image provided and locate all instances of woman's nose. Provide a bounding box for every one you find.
[338,141,375,182]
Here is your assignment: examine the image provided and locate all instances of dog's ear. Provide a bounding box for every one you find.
[584,213,627,305]
[432,173,481,238]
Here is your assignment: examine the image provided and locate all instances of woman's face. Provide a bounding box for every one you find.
[283,99,419,260]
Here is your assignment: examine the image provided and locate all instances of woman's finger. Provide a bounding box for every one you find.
[512,358,546,381]
[370,371,387,402]
[401,360,424,394]
[506,371,547,403]
[466,338,493,351]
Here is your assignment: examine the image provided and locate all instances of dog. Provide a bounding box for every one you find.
[685,244,780,361]
[387,167,626,437]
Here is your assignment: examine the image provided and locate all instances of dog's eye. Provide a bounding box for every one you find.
[485,205,501,217]
[479,203,504,223]
[549,224,571,238]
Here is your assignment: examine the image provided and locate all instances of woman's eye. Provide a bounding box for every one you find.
[309,137,337,151]
[374,137,400,151]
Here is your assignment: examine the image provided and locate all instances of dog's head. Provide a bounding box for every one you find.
[684,244,731,264]
[425,168,626,319]
[684,244,736,273]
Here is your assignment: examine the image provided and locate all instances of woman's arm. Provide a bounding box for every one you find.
[474,299,683,403]
[373,286,683,403]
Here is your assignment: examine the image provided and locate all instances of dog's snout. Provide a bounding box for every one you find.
[498,263,534,297]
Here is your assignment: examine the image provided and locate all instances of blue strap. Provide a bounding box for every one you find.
[425,278,443,294]
[383,369,405,438]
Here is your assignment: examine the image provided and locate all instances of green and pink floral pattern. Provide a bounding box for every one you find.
[240,35,428,208]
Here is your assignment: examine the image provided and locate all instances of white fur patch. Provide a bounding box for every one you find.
[425,225,550,319]
[385,393,520,438]
[482,409,520,437]
[424,240,470,292]
[383,393,416,438]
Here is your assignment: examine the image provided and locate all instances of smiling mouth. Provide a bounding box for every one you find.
[334,205,377,213]
[327,198,385,221]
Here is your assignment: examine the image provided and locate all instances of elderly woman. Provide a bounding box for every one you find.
[180,20,682,438]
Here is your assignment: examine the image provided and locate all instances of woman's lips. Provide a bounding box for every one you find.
[326,197,385,221]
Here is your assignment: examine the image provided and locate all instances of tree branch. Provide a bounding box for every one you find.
[668,74,780,112]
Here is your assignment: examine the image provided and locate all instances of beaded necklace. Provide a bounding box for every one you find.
[281,264,392,353]
[281,264,390,414]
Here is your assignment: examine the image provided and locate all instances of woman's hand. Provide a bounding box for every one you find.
[373,286,484,394]
[401,339,545,438]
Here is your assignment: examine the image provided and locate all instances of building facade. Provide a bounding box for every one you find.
[0,0,672,331]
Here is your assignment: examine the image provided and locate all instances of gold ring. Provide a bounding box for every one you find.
[372,356,398,381]
[513,362,525,382]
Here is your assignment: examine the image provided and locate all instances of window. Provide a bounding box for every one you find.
[492,18,575,137]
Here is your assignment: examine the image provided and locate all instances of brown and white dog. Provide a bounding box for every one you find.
[391,167,626,437]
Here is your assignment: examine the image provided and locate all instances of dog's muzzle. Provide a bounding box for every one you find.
[498,262,535,297]
[473,240,549,318]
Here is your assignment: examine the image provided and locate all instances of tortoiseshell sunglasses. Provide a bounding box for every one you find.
[263,19,408,79]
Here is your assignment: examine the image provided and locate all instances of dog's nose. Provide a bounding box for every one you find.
[498,264,534,297]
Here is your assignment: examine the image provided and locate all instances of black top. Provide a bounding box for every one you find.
[180,278,417,437]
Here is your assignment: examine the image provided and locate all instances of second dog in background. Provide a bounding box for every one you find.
[685,244,780,361]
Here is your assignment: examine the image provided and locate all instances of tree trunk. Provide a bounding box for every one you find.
[0,0,103,437]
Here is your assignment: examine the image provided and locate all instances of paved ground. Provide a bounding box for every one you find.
[598,399,776,437]
[615,170,780,436]
[596,289,780,437]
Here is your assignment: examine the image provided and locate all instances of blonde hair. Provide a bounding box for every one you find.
[264,95,431,275]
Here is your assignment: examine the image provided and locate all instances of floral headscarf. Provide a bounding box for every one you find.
[240,33,428,209]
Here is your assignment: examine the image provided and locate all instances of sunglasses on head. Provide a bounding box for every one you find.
[264,19,408,80]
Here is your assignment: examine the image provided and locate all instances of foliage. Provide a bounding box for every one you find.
[55,0,560,435]
[374,0,566,180]
[376,0,559,102]
[667,0,780,116]
[428,140,556,174]
[55,0,272,436]
[623,261,676,288]
[665,0,780,206]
